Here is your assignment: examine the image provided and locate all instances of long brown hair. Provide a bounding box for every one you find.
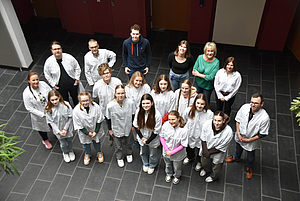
[27,72,39,100]
[153,74,173,93]
[169,110,185,128]
[137,94,156,130]
[126,71,146,87]
[78,91,94,111]
[45,90,69,114]
[213,111,229,130]
[223,57,237,72]
[188,93,210,119]
[174,40,191,58]
[177,79,192,111]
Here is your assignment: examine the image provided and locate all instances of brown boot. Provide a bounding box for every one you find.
[225,155,241,163]
[246,167,253,179]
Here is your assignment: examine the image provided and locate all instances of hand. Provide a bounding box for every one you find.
[43,114,46,118]
[202,150,210,159]
[59,129,66,136]
[237,132,243,142]
[142,137,147,144]
[220,97,226,102]
[166,151,171,156]
[241,137,251,143]
[144,67,149,75]
[109,130,114,137]
[74,80,78,86]
[54,85,59,89]
[130,127,134,133]
[125,67,131,74]
[192,70,200,77]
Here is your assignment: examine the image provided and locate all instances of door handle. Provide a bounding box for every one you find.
[111,1,114,6]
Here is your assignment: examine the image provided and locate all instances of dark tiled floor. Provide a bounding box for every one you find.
[0,17,300,201]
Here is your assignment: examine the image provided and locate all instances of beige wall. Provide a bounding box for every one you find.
[287,3,300,62]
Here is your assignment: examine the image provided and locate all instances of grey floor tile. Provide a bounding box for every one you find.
[62,196,79,201]
[224,183,242,201]
[290,73,300,90]
[188,170,206,199]
[232,92,246,111]
[262,81,275,100]
[0,100,22,120]
[205,190,223,201]
[133,192,151,201]
[243,174,261,201]
[12,82,28,100]
[14,127,32,148]
[266,120,277,143]
[21,114,32,128]
[0,73,14,91]
[262,167,280,198]
[98,178,120,201]
[225,160,244,186]
[277,114,293,137]
[248,69,261,85]
[79,189,98,201]
[136,168,156,194]
[281,189,300,201]
[206,167,225,193]
[8,71,28,87]
[247,85,261,101]
[263,99,276,120]
[25,180,51,201]
[4,111,28,134]
[262,65,275,81]
[65,167,91,198]
[155,158,172,188]
[276,95,291,115]
[85,162,109,191]
[125,146,144,172]
[279,161,299,191]
[17,144,37,172]
[169,175,189,201]
[275,61,289,77]
[187,198,204,201]
[116,171,139,200]
[278,136,296,162]
[151,186,170,201]
[30,144,52,165]
[262,196,280,201]
[0,86,18,105]
[262,141,278,168]
[44,174,71,201]
[0,174,20,201]
[6,193,27,201]
[276,77,290,95]
[38,153,63,181]
[58,149,83,175]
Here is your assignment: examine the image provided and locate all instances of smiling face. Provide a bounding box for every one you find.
[28,74,39,90]
[250,97,263,113]
[226,61,234,73]
[131,29,141,43]
[205,47,215,59]
[101,69,111,83]
[159,80,168,92]
[50,95,60,106]
[51,44,62,59]
[115,88,125,102]
[178,44,187,56]
[213,115,225,131]
[168,115,179,127]
[195,98,206,112]
[133,76,143,89]
[88,41,99,56]
[79,95,90,107]
[181,83,190,96]
[142,99,153,112]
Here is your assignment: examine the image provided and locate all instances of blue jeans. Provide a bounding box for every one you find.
[234,142,255,167]
[59,137,73,154]
[195,83,213,105]
[140,145,158,168]
[128,68,146,80]
[169,69,189,91]
[82,140,101,155]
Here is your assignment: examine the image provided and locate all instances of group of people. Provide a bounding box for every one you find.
[22,24,270,185]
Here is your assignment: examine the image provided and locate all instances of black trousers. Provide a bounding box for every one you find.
[215,93,236,117]
[57,85,78,106]
[186,146,200,163]
[38,131,48,141]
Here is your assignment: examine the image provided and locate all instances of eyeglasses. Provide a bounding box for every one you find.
[52,48,61,51]
[250,101,260,105]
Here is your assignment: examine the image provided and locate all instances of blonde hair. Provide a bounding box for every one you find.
[203,42,217,57]
[78,91,94,110]
[126,71,146,87]
[98,63,112,76]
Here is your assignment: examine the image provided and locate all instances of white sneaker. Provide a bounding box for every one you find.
[183,157,191,165]
[200,169,206,177]
[148,168,155,175]
[143,165,149,172]
[165,176,172,183]
[117,159,124,167]
[69,152,75,161]
[126,155,133,163]
[63,153,70,163]
[195,162,202,171]
[205,176,213,183]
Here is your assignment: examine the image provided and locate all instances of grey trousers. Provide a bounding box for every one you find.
[114,134,133,160]
[201,157,223,180]
[163,156,183,178]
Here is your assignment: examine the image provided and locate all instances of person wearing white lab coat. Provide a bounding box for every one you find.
[150,74,176,123]
[182,93,214,171]
[225,93,270,179]
[199,111,233,183]
[214,57,242,117]
[106,85,135,167]
[23,72,53,149]
[84,39,116,86]
[160,110,188,185]
[73,91,105,166]
[44,41,83,106]
[133,94,162,175]
[174,79,197,116]
[46,90,75,163]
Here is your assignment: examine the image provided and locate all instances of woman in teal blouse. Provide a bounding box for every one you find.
[192,42,219,105]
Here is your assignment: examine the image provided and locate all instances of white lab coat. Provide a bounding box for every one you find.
[183,107,214,148]
[133,108,162,148]
[84,49,116,86]
[174,89,196,116]
[23,81,51,132]
[92,77,122,115]
[125,84,151,111]
[46,102,74,140]
[150,89,176,117]
[235,103,270,151]
[160,121,188,161]
[73,102,104,144]
[214,69,242,101]
[44,53,84,92]
[199,120,233,164]
[106,98,135,137]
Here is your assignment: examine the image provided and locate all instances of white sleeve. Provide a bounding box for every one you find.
[23,92,45,118]
[84,54,93,86]
[72,56,81,80]
[214,70,223,100]
[44,59,56,87]
[106,50,117,67]
[224,72,242,101]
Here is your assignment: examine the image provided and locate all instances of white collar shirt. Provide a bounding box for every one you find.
[150,89,176,117]
[174,89,196,117]
[125,84,151,111]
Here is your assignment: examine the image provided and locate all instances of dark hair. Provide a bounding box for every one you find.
[27,72,39,100]
[153,74,173,93]
[177,79,192,112]
[137,94,156,130]
[45,90,69,114]
[213,111,229,129]
[98,63,112,76]
[50,41,62,49]
[78,91,94,110]
[130,24,141,32]
[188,93,210,119]
[169,110,185,128]
[223,57,237,72]
[174,40,191,58]
[251,93,264,103]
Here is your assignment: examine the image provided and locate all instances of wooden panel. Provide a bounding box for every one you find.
[32,0,60,18]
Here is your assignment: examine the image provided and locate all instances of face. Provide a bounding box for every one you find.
[50,95,60,106]
[51,44,62,59]
[250,97,263,113]
[168,115,179,127]
[205,47,214,59]
[195,99,206,112]
[80,95,90,107]
[115,88,125,102]
[178,44,187,55]
[88,41,99,56]
[101,69,111,83]
[28,74,39,89]
[226,62,234,73]
[181,83,190,96]
[213,115,225,130]
[133,76,143,89]
[159,80,168,92]
[131,29,141,43]
[142,99,153,112]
